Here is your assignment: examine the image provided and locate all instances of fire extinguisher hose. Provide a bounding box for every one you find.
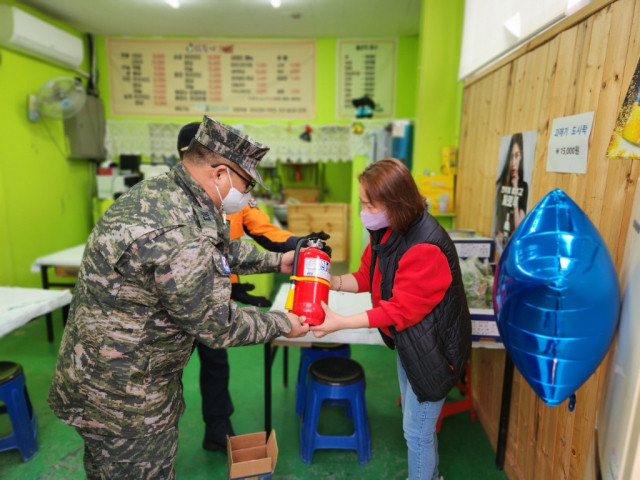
[285,237,311,311]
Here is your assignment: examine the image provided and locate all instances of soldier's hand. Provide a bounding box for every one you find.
[280,251,295,274]
[283,312,310,338]
[231,283,273,307]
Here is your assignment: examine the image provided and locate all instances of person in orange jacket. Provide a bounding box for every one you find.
[178,122,330,452]
[225,198,304,305]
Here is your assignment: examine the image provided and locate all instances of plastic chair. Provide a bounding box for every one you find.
[0,362,38,462]
[295,343,350,417]
[299,357,370,465]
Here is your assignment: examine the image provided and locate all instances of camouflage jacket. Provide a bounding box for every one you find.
[47,163,291,438]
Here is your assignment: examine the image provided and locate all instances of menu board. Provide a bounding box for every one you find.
[336,39,397,119]
[106,38,316,118]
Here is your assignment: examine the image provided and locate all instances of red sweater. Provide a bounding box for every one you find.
[352,228,453,337]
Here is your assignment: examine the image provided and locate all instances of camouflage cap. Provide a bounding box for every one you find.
[195,115,268,189]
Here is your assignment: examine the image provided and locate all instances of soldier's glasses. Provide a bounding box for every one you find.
[211,164,256,194]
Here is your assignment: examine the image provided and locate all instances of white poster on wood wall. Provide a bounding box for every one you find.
[546,111,594,174]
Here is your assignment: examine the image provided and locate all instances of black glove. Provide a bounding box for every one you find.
[306,231,330,241]
[231,283,273,307]
[304,231,332,258]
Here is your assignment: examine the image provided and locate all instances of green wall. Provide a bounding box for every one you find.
[348,153,368,272]
[412,0,464,178]
[0,1,93,287]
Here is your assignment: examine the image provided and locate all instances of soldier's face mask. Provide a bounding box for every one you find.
[214,167,252,216]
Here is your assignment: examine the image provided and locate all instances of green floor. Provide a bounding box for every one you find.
[0,276,507,480]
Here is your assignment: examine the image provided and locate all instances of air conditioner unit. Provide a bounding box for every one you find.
[0,5,83,70]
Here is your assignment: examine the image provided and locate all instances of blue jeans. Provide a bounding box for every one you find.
[397,354,446,480]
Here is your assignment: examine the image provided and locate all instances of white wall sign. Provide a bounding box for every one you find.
[336,39,396,119]
[107,38,316,119]
[546,111,594,174]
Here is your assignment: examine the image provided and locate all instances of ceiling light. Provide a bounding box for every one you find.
[270,0,281,8]
[166,0,180,8]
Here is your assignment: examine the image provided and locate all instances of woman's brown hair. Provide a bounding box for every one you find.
[358,158,426,234]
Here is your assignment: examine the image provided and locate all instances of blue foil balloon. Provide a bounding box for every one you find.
[493,189,620,407]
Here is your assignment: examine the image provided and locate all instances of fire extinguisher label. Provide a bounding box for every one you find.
[303,258,331,282]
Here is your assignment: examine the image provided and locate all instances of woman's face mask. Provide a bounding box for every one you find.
[215,168,252,216]
[360,209,390,230]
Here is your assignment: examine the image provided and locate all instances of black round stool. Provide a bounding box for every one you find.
[0,362,23,386]
[308,357,364,386]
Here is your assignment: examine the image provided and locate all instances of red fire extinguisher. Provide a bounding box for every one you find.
[285,238,331,326]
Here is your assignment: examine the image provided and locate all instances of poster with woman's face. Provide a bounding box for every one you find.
[492,131,537,253]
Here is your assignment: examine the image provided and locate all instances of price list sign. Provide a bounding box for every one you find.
[546,111,595,174]
[336,39,396,119]
[107,38,316,118]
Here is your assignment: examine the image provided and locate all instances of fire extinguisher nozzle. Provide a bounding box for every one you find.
[285,286,295,311]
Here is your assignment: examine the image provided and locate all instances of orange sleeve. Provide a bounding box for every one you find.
[227,208,246,242]
[227,209,247,284]
[243,206,294,242]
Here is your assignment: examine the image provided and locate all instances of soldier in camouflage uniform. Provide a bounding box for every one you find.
[47,115,308,480]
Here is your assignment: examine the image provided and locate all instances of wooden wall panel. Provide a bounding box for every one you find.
[457,1,640,479]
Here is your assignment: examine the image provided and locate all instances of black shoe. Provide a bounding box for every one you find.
[203,420,235,454]
[202,438,228,453]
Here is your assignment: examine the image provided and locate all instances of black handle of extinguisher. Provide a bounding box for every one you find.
[291,237,310,281]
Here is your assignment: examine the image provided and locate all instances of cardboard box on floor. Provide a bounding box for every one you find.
[228,431,278,480]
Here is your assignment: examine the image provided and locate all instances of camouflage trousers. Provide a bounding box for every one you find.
[78,427,178,480]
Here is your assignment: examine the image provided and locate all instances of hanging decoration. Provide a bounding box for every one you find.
[352,121,365,135]
[299,125,313,142]
[493,189,620,407]
[105,119,390,165]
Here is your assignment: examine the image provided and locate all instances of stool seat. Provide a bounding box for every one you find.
[0,362,22,386]
[309,357,364,386]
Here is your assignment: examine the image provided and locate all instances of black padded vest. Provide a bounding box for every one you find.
[369,212,471,402]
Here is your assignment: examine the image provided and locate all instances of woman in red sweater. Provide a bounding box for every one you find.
[311,159,470,480]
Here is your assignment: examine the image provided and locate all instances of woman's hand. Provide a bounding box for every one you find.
[310,302,345,338]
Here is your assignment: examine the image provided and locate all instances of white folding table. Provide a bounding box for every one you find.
[0,287,72,339]
[30,244,85,342]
